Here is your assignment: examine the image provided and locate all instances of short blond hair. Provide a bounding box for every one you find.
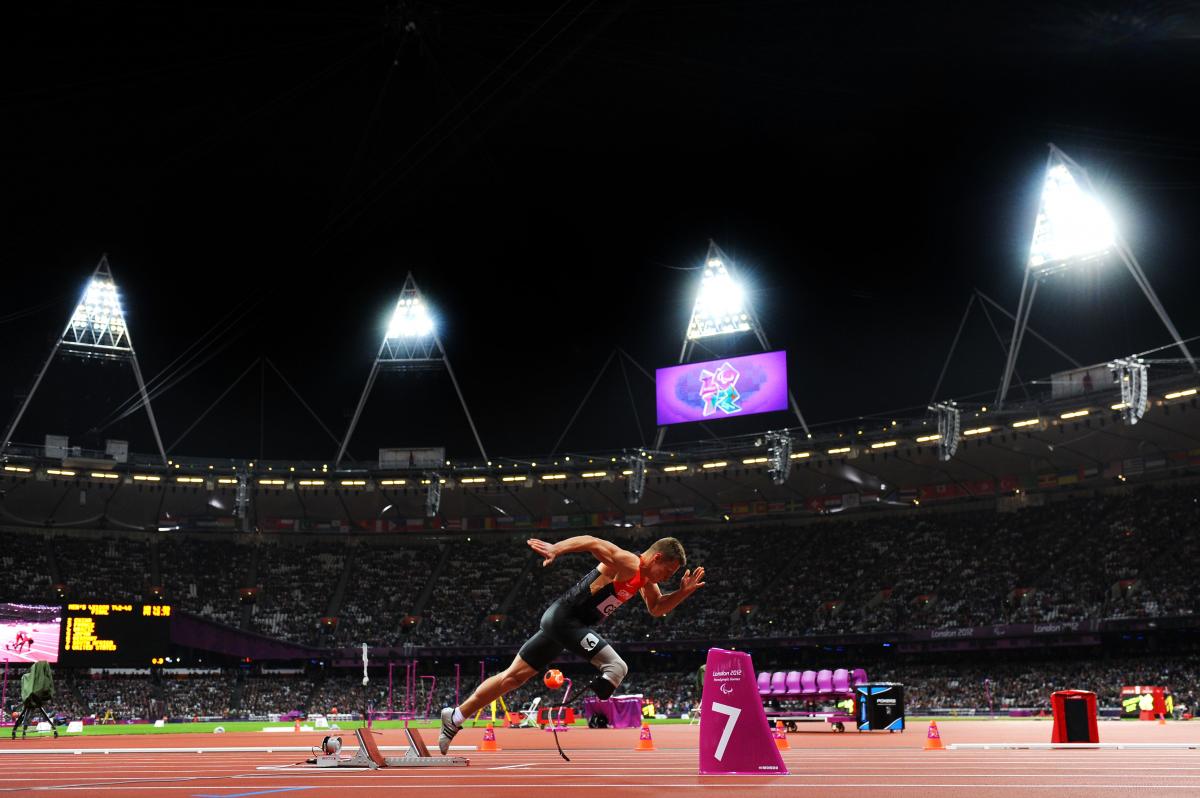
[646,537,686,567]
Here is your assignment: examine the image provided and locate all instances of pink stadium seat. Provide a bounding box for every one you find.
[801,670,818,695]
[816,669,833,696]
[757,671,772,695]
[785,671,803,695]
[832,668,850,693]
[770,671,788,695]
[852,668,868,686]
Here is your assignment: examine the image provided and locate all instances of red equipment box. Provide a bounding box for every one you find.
[537,706,575,726]
[1050,690,1099,743]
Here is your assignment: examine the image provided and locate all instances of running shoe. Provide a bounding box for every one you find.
[438,707,462,755]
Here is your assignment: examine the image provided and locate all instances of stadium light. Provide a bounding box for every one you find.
[2,255,168,464]
[999,146,1196,407]
[686,258,751,340]
[1012,418,1040,428]
[386,295,435,339]
[1164,387,1197,400]
[1060,409,1089,419]
[67,276,130,352]
[1027,163,1116,274]
[338,272,488,467]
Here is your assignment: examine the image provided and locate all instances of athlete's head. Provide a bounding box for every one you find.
[640,537,686,583]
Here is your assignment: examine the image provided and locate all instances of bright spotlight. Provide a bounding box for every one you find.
[386,296,434,339]
[686,258,752,340]
[67,276,130,351]
[1028,162,1116,273]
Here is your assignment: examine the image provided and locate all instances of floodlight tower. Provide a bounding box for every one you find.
[335,272,488,467]
[1,255,167,464]
[652,241,811,449]
[996,144,1196,407]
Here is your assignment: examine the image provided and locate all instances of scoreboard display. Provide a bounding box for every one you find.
[58,603,173,666]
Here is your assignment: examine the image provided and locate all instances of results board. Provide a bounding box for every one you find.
[58,603,173,666]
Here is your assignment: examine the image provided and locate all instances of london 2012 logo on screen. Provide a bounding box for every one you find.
[655,350,788,426]
[699,362,741,416]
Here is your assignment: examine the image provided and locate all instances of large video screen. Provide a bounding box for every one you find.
[656,350,789,426]
[1,603,62,664]
[58,603,173,667]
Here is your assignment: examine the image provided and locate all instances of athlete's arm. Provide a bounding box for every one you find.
[641,567,706,617]
[527,536,639,575]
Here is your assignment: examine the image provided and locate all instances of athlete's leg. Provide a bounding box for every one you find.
[457,653,538,718]
[439,627,560,754]
[541,607,626,700]
[588,645,628,699]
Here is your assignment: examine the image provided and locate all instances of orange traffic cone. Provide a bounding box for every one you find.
[774,720,791,750]
[923,720,945,750]
[635,722,656,751]
[480,722,501,752]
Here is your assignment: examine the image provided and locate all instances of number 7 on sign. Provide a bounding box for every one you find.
[709,701,742,761]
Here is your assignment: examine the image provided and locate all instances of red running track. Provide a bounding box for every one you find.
[2,721,1199,797]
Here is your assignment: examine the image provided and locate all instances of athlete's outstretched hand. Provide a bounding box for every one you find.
[679,566,706,594]
[528,538,558,567]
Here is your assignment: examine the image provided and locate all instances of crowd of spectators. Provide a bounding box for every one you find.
[238,674,310,716]
[249,541,345,643]
[332,544,431,646]
[54,536,151,602]
[0,541,54,603]
[158,672,232,717]
[1,484,1198,702]
[159,536,243,627]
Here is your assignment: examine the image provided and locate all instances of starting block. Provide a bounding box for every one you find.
[315,726,469,769]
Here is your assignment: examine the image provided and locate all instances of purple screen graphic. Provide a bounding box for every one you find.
[656,350,788,426]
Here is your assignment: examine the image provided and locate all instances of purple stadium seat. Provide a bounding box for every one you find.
[801,670,818,695]
[770,671,788,695]
[785,671,803,695]
[832,668,850,693]
[757,671,772,695]
[852,668,868,686]
[816,669,834,696]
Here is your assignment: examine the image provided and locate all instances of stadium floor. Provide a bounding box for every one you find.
[1,720,1198,796]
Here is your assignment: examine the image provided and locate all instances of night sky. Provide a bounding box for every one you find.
[4,1,1200,463]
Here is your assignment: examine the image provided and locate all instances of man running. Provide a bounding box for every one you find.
[439,535,705,754]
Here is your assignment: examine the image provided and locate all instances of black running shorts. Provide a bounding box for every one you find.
[517,599,611,670]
